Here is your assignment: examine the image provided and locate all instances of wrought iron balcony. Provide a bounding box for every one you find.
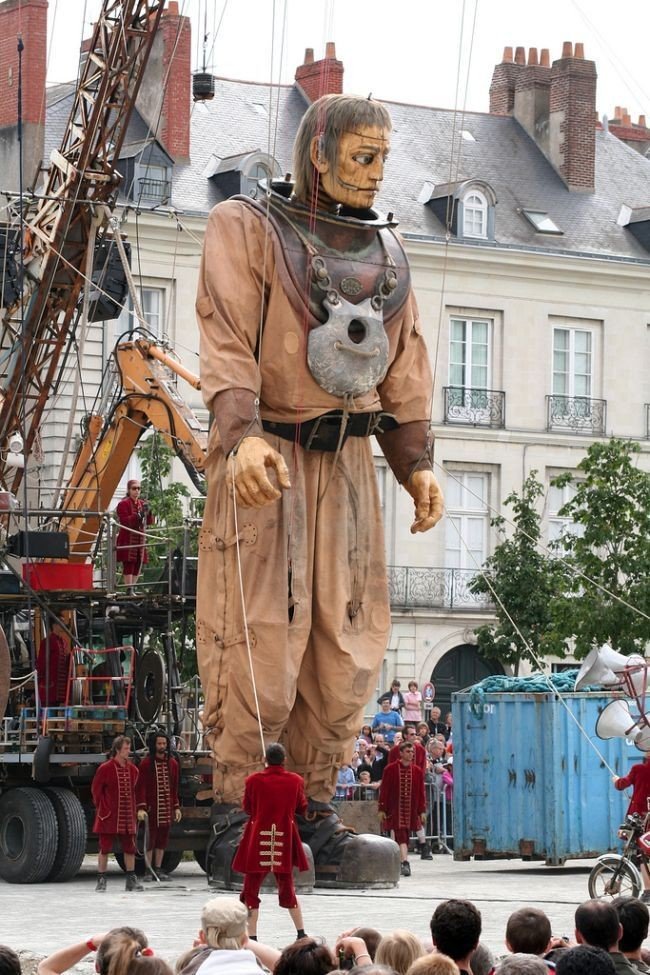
[137,177,171,204]
[443,387,506,428]
[546,395,606,435]
[387,566,493,611]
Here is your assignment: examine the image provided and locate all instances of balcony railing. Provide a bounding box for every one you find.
[546,395,606,436]
[387,566,493,611]
[443,387,506,428]
[137,177,171,204]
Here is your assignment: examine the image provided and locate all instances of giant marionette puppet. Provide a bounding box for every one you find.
[195,93,444,886]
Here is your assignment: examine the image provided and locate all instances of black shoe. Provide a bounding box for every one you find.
[95,873,107,892]
[419,842,433,860]
[400,860,411,877]
[125,872,144,891]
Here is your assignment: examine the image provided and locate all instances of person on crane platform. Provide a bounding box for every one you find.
[195,92,444,887]
[115,480,153,594]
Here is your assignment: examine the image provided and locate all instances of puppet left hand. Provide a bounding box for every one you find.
[405,470,444,534]
[174,808,182,823]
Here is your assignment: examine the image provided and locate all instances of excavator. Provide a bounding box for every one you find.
[0,0,213,884]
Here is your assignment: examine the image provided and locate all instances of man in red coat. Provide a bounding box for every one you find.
[115,479,154,594]
[378,740,427,877]
[232,742,308,939]
[92,735,143,892]
[613,753,650,901]
[387,727,433,861]
[136,732,182,880]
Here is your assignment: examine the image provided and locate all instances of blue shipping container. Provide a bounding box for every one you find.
[452,690,639,864]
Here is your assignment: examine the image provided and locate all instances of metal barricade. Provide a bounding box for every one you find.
[425,781,454,853]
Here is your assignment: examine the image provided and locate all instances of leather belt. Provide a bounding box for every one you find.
[262,410,398,452]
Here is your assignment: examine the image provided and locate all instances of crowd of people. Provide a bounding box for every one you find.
[6,894,650,975]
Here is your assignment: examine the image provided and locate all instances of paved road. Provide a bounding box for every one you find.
[1,853,596,966]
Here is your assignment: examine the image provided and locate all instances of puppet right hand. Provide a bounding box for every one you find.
[137,809,148,821]
[227,436,291,509]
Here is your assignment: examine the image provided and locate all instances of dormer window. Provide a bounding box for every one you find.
[242,160,273,199]
[117,139,174,208]
[462,191,488,238]
[207,150,280,200]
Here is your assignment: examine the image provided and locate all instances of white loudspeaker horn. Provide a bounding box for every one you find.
[575,644,640,690]
[596,700,641,742]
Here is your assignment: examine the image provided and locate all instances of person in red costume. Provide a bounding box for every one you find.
[232,742,308,941]
[387,727,432,861]
[378,740,427,877]
[115,479,153,594]
[36,621,70,708]
[136,732,182,880]
[613,754,650,902]
[92,735,143,892]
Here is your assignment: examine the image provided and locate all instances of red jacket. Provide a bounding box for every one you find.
[378,760,426,832]
[232,765,309,875]
[615,761,650,816]
[388,740,427,770]
[92,757,139,834]
[136,755,180,827]
[115,496,153,564]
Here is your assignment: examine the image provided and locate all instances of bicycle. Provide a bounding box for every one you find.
[588,812,649,899]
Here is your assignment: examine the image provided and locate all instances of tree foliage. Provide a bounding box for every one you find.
[469,472,563,671]
[547,439,650,658]
[138,433,190,573]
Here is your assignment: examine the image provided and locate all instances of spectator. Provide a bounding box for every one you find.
[471,944,496,975]
[371,701,404,745]
[408,956,460,975]
[403,682,423,727]
[334,936,375,970]
[430,899,482,975]
[444,712,453,742]
[352,740,370,771]
[177,898,262,975]
[612,897,650,973]
[377,680,406,714]
[428,707,447,738]
[555,946,615,974]
[275,939,336,975]
[347,931,383,962]
[574,900,636,974]
[496,958,549,974]
[38,929,170,975]
[368,737,390,783]
[505,909,552,957]
[375,932,425,975]
[389,727,427,770]
[0,947,20,975]
[416,722,430,747]
[336,762,357,800]
[359,726,374,745]
[356,770,379,799]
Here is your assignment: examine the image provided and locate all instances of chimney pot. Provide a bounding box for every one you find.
[639,115,647,128]
[514,46,525,64]
[540,48,550,67]
[325,41,336,59]
[295,41,344,103]
[304,47,314,64]
[623,112,631,126]
[561,41,573,58]
[502,46,513,63]
[167,1,179,14]
[574,42,584,58]
[528,47,538,66]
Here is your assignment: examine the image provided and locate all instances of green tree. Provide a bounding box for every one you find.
[469,471,564,672]
[138,433,190,575]
[547,438,650,658]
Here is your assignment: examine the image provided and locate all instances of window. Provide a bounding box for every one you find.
[462,191,488,238]
[136,163,171,205]
[444,471,489,571]
[553,328,592,398]
[521,209,563,234]
[242,161,272,199]
[374,461,387,514]
[116,286,165,341]
[449,318,490,389]
[548,481,584,548]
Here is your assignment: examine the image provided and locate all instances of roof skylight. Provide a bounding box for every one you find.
[521,209,563,234]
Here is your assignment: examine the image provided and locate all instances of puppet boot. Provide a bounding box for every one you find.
[297,800,400,889]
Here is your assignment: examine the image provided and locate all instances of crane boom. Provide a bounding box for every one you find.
[0,0,166,493]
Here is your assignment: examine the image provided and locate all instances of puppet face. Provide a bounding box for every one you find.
[312,125,390,209]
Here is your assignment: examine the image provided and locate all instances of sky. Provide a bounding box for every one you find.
[42,0,650,122]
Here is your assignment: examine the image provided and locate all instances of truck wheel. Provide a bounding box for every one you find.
[0,624,9,721]
[0,787,57,883]
[44,787,87,882]
[115,849,183,876]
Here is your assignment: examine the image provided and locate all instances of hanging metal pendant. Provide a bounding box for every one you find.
[307,295,390,397]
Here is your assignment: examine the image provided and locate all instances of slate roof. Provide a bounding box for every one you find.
[44,75,650,263]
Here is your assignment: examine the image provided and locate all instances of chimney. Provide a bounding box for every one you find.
[135,1,191,162]
[295,42,344,103]
[512,46,553,152]
[548,42,597,191]
[0,0,47,194]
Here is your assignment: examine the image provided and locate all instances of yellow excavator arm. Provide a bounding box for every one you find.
[57,337,207,561]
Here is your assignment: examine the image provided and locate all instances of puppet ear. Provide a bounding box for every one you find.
[309,136,329,174]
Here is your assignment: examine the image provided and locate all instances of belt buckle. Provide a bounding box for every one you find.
[304,413,349,451]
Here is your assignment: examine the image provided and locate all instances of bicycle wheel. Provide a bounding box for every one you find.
[588,855,642,899]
